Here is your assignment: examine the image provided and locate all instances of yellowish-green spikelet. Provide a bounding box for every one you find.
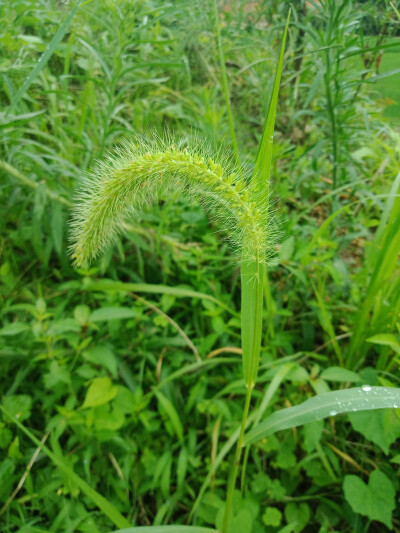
[70,135,272,267]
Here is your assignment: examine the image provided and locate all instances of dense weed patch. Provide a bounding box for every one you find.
[1,1,400,532]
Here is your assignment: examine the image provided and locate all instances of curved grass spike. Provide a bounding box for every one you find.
[70,9,290,531]
[70,135,272,272]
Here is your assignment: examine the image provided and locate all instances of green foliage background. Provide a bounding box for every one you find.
[1,0,400,532]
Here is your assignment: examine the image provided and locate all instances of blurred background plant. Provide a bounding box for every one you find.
[1,0,400,532]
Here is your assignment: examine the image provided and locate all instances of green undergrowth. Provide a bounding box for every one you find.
[1,1,400,532]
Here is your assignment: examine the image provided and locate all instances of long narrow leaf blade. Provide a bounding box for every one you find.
[244,386,400,445]
[7,0,83,115]
[112,526,218,533]
[86,280,237,316]
[251,10,291,208]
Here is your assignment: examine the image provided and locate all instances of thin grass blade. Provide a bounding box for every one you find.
[251,10,291,208]
[112,526,218,533]
[7,0,83,115]
[241,10,291,389]
[86,279,237,316]
[347,175,400,367]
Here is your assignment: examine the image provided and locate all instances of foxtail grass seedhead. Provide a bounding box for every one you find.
[70,134,275,267]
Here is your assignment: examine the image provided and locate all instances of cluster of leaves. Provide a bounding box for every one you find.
[1,0,400,532]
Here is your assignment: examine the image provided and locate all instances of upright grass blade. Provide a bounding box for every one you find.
[7,0,84,115]
[241,260,264,387]
[241,9,291,389]
[221,13,291,533]
[244,386,400,445]
[0,404,131,530]
[347,174,400,367]
[251,9,291,209]
[0,159,72,207]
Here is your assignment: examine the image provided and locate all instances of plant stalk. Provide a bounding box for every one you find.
[221,383,253,533]
[221,259,264,532]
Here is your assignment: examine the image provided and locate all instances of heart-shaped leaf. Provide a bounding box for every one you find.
[343,470,395,529]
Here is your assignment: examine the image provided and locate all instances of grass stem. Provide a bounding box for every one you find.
[220,383,253,533]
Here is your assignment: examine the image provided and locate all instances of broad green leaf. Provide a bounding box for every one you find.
[0,323,30,336]
[284,503,310,533]
[367,333,400,355]
[81,377,118,409]
[47,318,80,336]
[2,395,32,422]
[83,345,118,378]
[263,507,282,527]
[8,0,84,114]
[348,409,400,454]
[0,423,12,449]
[89,306,139,322]
[74,305,91,325]
[343,470,395,529]
[320,367,360,382]
[302,420,324,454]
[0,404,131,529]
[244,387,400,445]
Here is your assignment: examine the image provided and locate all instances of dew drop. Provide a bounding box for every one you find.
[329,410,338,416]
[361,384,372,392]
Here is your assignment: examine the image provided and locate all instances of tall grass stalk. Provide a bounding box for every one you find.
[220,12,290,532]
[69,12,290,532]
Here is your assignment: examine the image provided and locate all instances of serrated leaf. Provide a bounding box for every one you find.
[343,470,395,529]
